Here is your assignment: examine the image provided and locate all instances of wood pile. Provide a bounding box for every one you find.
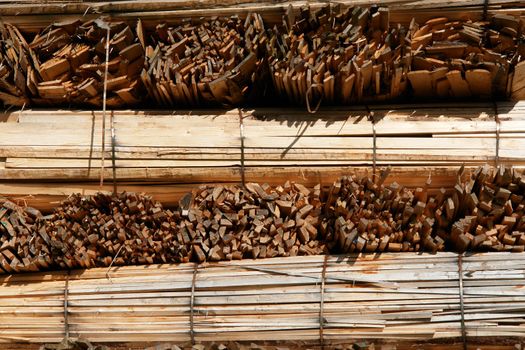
[143,14,269,106]
[322,169,445,254]
[1,164,525,272]
[187,182,326,262]
[1,19,146,107]
[39,192,189,270]
[268,6,525,106]
[406,14,524,100]
[268,6,406,106]
[0,7,524,107]
[0,102,524,211]
[0,252,524,344]
[445,165,525,252]
[0,23,32,106]
[0,199,48,273]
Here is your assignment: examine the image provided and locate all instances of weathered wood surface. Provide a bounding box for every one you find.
[0,164,524,273]
[0,252,524,344]
[0,7,524,107]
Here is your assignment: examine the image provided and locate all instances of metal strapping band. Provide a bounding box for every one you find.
[110,110,117,194]
[190,263,198,345]
[458,254,467,350]
[483,0,490,21]
[100,25,111,187]
[366,105,377,179]
[64,271,70,340]
[238,109,246,187]
[494,101,501,167]
[319,255,328,348]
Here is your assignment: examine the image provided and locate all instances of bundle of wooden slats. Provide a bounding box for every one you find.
[0,252,523,344]
[268,5,525,106]
[142,14,269,106]
[0,102,523,180]
[0,7,524,107]
[446,165,525,252]
[2,164,525,272]
[28,19,145,108]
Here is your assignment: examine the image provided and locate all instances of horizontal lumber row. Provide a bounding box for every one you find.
[1,164,525,273]
[1,102,525,185]
[0,5,524,108]
[0,252,524,344]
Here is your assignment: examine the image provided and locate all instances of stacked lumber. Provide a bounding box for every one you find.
[0,199,49,273]
[2,164,525,272]
[1,102,525,184]
[0,253,524,344]
[268,6,405,106]
[0,0,524,30]
[143,14,269,106]
[0,8,524,107]
[269,5,525,106]
[406,14,523,99]
[0,23,31,106]
[187,182,326,262]
[445,165,525,252]
[322,169,445,254]
[26,20,144,107]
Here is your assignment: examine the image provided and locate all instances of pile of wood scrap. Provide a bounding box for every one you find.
[0,23,32,106]
[26,20,144,107]
[268,6,404,106]
[0,199,48,273]
[446,165,525,252]
[187,182,326,262]
[2,164,525,272]
[322,169,445,254]
[0,252,524,344]
[0,8,524,107]
[269,6,525,106]
[40,192,189,271]
[143,14,269,106]
[406,14,524,99]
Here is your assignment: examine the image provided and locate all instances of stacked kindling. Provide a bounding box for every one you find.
[268,6,405,106]
[1,165,525,273]
[0,7,524,107]
[0,199,49,273]
[16,20,144,107]
[0,253,524,344]
[143,14,269,106]
[268,6,525,106]
[322,169,445,254]
[40,192,189,270]
[187,182,326,262]
[0,23,32,106]
[446,165,525,252]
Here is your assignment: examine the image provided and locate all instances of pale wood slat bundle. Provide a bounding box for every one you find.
[0,102,524,184]
[0,0,523,25]
[0,252,523,344]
